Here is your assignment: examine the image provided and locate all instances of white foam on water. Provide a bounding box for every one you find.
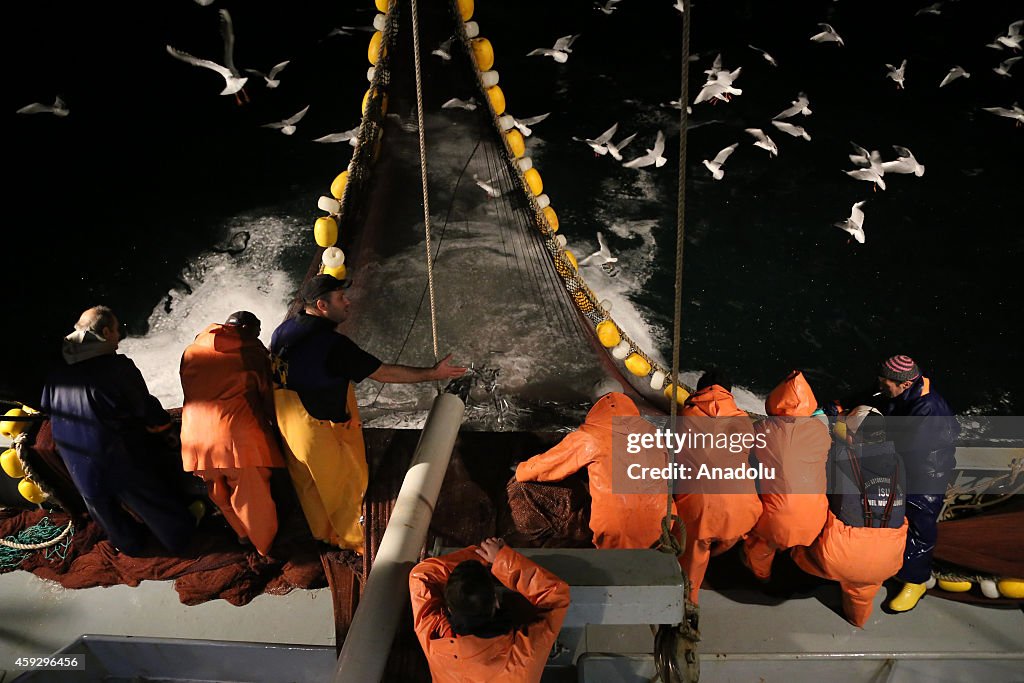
[119,213,304,409]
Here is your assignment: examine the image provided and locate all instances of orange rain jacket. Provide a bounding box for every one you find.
[409,545,570,683]
[743,371,832,580]
[792,511,908,627]
[515,392,669,549]
[673,385,763,603]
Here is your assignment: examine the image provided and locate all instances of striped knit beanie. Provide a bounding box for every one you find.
[879,355,920,382]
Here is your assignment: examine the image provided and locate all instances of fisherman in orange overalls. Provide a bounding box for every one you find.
[742,371,832,580]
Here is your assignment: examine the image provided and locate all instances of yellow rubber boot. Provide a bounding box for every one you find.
[889,581,927,612]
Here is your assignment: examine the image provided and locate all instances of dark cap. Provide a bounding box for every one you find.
[224,311,260,328]
[301,274,351,304]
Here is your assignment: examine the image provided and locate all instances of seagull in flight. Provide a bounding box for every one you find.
[773,92,812,119]
[527,34,579,63]
[846,143,886,190]
[473,174,502,198]
[835,201,867,243]
[432,38,454,61]
[915,2,943,16]
[245,60,290,88]
[748,44,778,67]
[939,65,970,87]
[262,105,310,135]
[982,103,1024,125]
[16,96,69,117]
[694,80,742,104]
[845,168,886,191]
[623,130,667,168]
[580,231,618,265]
[512,112,550,137]
[574,122,619,154]
[166,45,248,96]
[606,132,637,161]
[313,126,360,145]
[771,120,811,140]
[442,97,478,111]
[995,20,1023,50]
[702,142,738,180]
[810,23,844,46]
[745,128,778,156]
[595,0,621,14]
[993,56,1021,77]
[881,145,925,176]
[885,59,908,89]
[219,9,250,103]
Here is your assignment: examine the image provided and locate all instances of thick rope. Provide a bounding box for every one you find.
[410,0,441,373]
[0,519,73,551]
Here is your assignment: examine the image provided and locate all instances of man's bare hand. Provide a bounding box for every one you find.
[434,353,469,379]
[475,537,505,564]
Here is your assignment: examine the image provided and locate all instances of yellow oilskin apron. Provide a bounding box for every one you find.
[274,383,366,553]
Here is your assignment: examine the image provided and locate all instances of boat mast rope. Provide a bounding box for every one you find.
[410,0,441,377]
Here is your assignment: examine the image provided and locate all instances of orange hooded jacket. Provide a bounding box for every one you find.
[515,392,669,549]
[409,545,570,683]
[180,324,285,471]
[673,385,762,602]
[750,371,832,547]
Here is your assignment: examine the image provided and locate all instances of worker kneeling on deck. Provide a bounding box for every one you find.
[791,406,908,627]
[514,388,668,549]
[41,306,195,555]
[180,311,285,556]
[270,275,467,552]
[742,371,832,581]
[673,369,763,604]
[409,537,570,683]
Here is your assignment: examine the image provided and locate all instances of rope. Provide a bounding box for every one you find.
[409,0,441,379]
[0,518,74,569]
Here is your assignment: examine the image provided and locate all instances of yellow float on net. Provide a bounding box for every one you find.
[624,353,652,377]
[331,171,349,200]
[457,0,474,21]
[664,383,689,405]
[564,250,577,270]
[505,128,525,158]
[997,579,1024,599]
[1,448,26,479]
[18,478,46,504]
[0,409,27,439]
[595,321,621,348]
[523,168,543,196]
[375,0,389,12]
[362,88,388,115]
[543,206,559,232]
[937,579,972,593]
[485,85,506,115]
[323,264,348,281]
[315,217,338,248]
[368,31,386,64]
[471,38,494,71]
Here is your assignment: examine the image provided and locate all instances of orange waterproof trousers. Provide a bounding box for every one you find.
[200,466,277,556]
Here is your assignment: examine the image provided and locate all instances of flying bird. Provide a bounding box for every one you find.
[771,120,811,140]
[580,231,618,265]
[473,174,501,198]
[672,0,686,12]
[915,2,943,16]
[16,96,69,117]
[245,60,290,88]
[595,0,621,14]
[623,130,667,169]
[835,201,867,244]
[745,127,778,156]
[166,45,248,96]
[773,93,812,119]
[313,127,360,145]
[845,168,886,191]
[432,38,454,61]
[219,9,249,103]
[881,145,925,176]
[694,80,742,104]
[846,143,887,190]
[442,97,478,111]
[748,44,778,67]
[995,20,1023,50]
[512,112,550,137]
[527,34,579,63]
[605,132,637,161]
[702,142,738,180]
[939,65,970,87]
[573,122,619,155]
[981,103,1024,125]
[262,105,310,135]
[886,59,908,89]
[993,56,1021,77]
[810,23,844,46]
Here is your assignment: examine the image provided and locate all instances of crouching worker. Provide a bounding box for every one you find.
[791,406,908,627]
[409,537,570,683]
[514,389,667,549]
[180,311,285,556]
